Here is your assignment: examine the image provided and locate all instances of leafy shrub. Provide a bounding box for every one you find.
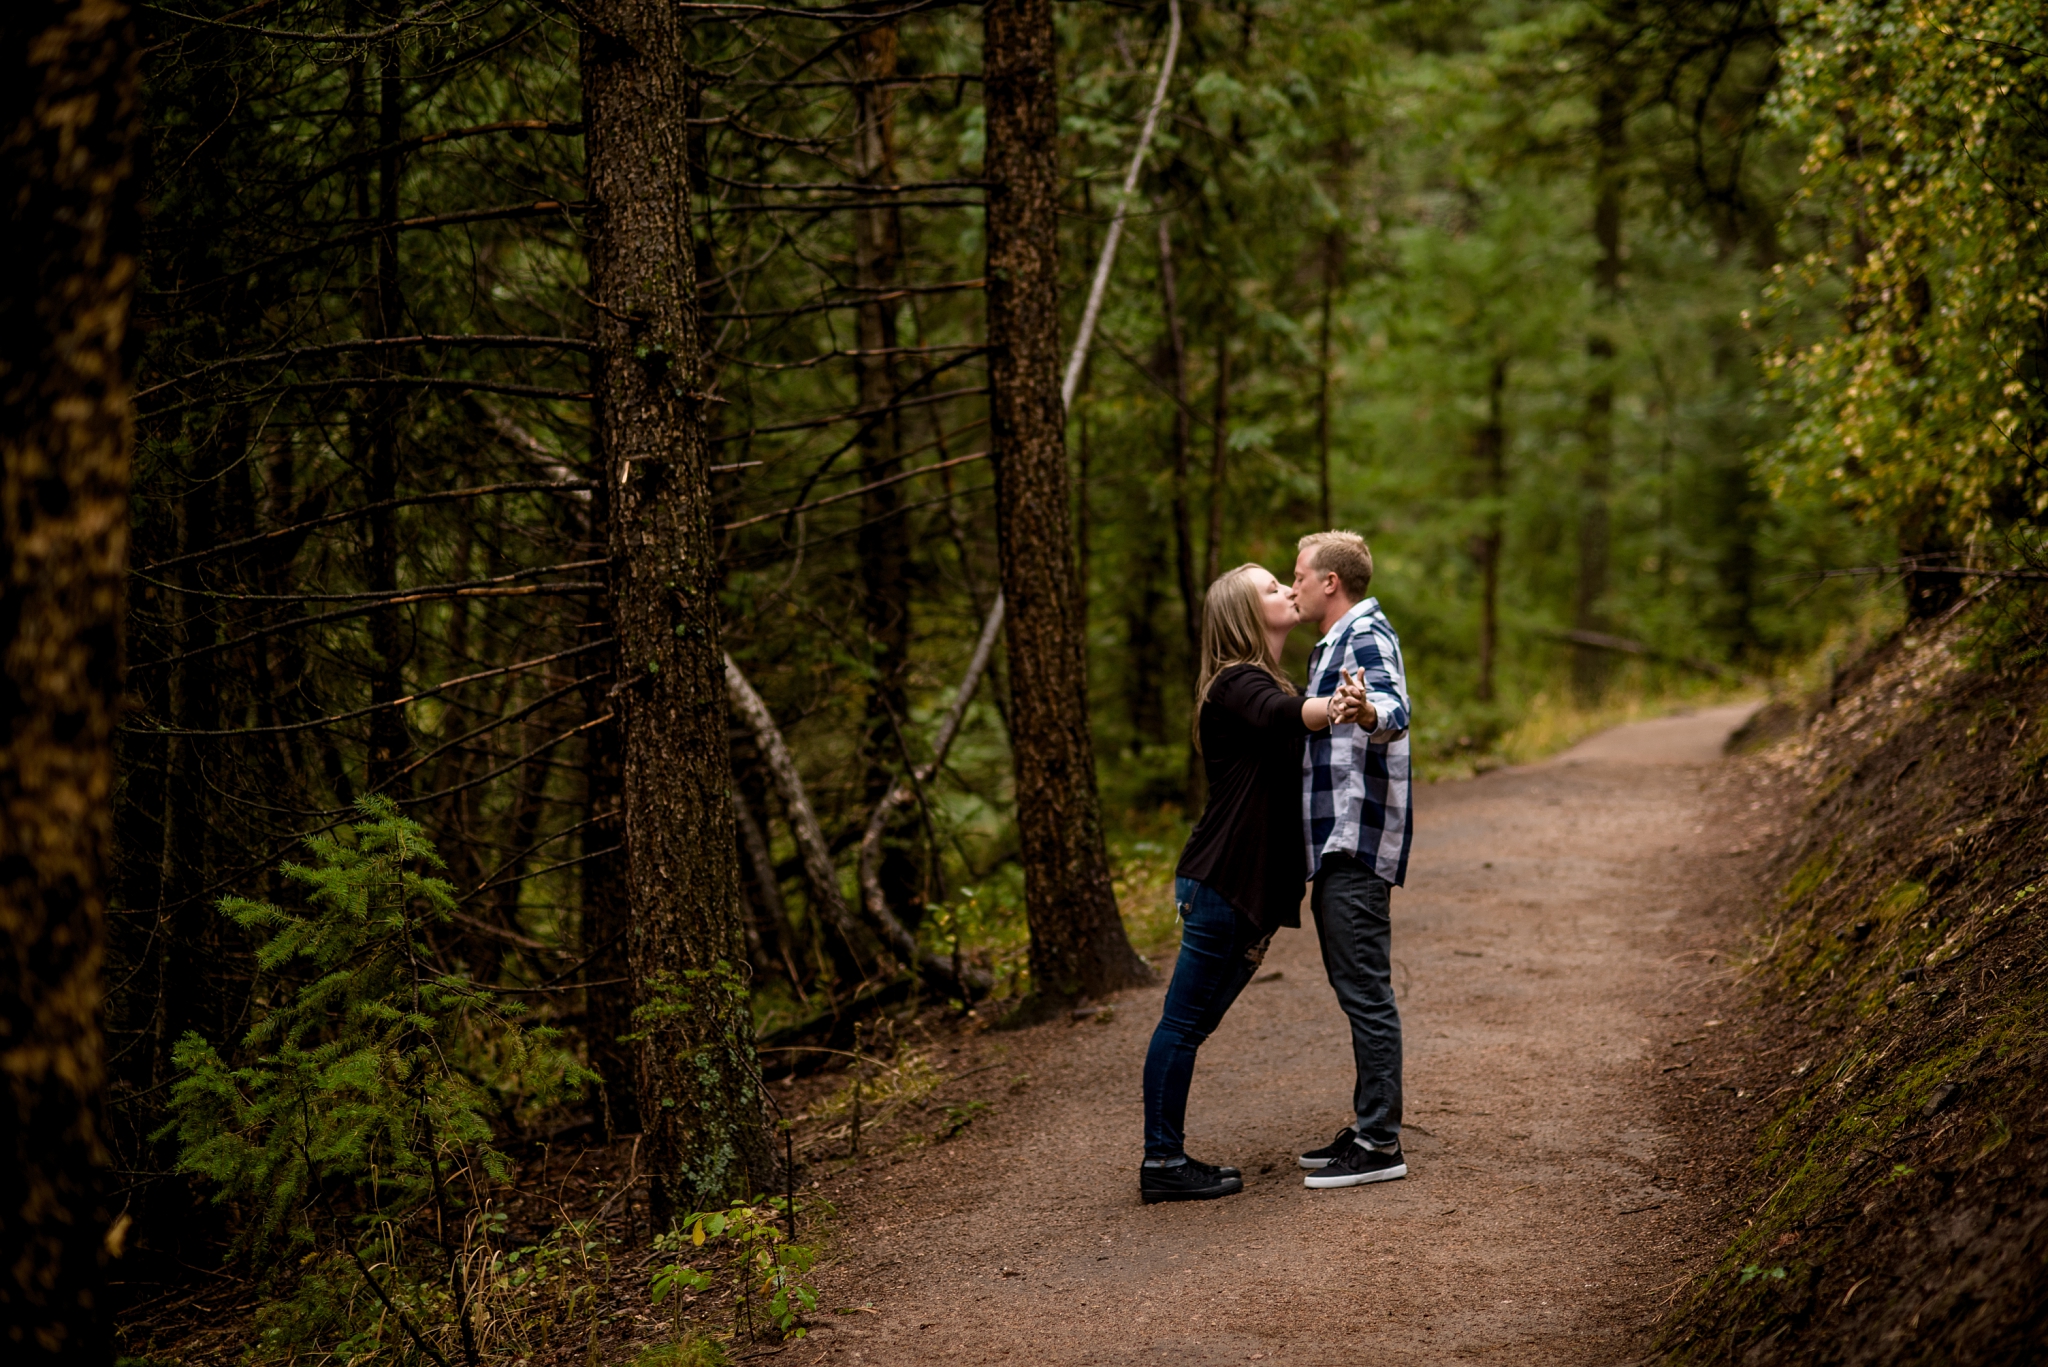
[651,1202,819,1342]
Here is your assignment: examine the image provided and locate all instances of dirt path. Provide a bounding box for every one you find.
[793,703,1760,1365]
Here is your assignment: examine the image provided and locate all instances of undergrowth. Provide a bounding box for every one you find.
[1653,589,2048,1365]
[130,801,821,1366]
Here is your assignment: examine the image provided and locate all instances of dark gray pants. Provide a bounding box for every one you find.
[1310,853,1403,1146]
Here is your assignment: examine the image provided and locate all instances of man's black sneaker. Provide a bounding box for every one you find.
[1303,1140,1407,1189]
[1140,1160,1244,1204]
[1298,1126,1358,1170]
[1186,1156,1241,1182]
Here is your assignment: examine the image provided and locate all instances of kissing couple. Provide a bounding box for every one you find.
[1140,529,1413,1203]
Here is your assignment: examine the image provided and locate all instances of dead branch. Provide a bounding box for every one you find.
[710,383,985,444]
[722,653,881,973]
[706,277,983,322]
[1061,0,1181,409]
[720,451,987,531]
[857,598,1004,997]
[136,480,598,576]
[124,640,614,738]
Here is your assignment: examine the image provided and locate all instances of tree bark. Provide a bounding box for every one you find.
[1575,76,1625,704]
[1315,230,1339,529]
[0,1,139,1355]
[847,19,925,932]
[1158,219,1197,662]
[1124,528,1167,748]
[363,28,410,788]
[1157,216,1203,807]
[984,0,1150,1003]
[582,0,766,1227]
[849,19,913,809]
[1205,334,1229,584]
[1473,356,1507,704]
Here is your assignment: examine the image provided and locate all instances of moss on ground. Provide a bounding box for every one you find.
[1653,596,2048,1365]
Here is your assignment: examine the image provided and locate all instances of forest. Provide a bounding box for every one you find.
[3,0,2045,1362]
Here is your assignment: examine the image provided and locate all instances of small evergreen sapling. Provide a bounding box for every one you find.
[159,798,589,1355]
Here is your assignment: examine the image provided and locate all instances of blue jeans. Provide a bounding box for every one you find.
[1142,877,1263,1160]
[1310,853,1402,1146]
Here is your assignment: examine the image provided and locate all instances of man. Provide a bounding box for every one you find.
[1291,530,1413,1189]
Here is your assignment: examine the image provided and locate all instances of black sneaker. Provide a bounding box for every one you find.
[1298,1126,1358,1170]
[1303,1140,1406,1189]
[1186,1155,1241,1182]
[1140,1160,1244,1204]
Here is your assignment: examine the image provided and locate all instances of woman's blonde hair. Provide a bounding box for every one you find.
[1191,563,1298,753]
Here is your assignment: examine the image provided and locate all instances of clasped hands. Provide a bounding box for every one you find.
[1327,667,1377,730]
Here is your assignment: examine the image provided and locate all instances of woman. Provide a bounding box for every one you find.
[1140,563,1357,1204]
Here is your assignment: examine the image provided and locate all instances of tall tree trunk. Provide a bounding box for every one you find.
[1575,77,1625,704]
[1076,406,1092,636]
[849,20,912,805]
[984,0,1150,1003]
[0,1,139,1354]
[1157,216,1203,807]
[1157,217,1198,666]
[1473,356,1507,704]
[151,404,248,1086]
[1124,527,1166,750]
[573,444,636,1135]
[848,20,923,929]
[1205,335,1229,584]
[580,694,637,1136]
[582,0,766,1227]
[364,30,410,786]
[1315,230,1339,529]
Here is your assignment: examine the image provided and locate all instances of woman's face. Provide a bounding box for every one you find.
[1254,571,1300,632]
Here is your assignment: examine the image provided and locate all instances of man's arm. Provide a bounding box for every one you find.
[1342,626,1410,742]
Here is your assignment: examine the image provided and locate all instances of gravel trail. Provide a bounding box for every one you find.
[792,703,1759,1365]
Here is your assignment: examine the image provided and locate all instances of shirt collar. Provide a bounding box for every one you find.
[1313,598,1376,650]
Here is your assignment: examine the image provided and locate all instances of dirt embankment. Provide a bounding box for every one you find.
[1650,604,2048,1365]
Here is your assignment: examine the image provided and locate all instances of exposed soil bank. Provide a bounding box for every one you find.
[1652,618,2048,1366]
[789,702,1764,1365]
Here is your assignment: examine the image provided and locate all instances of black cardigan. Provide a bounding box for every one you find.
[1175,664,1309,931]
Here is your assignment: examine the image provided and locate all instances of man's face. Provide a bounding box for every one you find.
[1291,549,1335,626]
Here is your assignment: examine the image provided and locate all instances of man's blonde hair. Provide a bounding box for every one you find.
[1191,563,1298,753]
[1297,529,1374,598]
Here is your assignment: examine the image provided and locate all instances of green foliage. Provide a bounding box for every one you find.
[631,1337,731,1367]
[653,1203,820,1343]
[160,797,589,1261]
[1761,0,2048,541]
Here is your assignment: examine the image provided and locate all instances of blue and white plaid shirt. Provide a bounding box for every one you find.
[1303,598,1413,886]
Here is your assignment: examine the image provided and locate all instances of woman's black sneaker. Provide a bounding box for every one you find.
[1303,1140,1406,1189]
[1298,1126,1358,1170]
[1140,1160,1244,1204]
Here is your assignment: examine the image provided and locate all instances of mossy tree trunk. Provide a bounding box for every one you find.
[581,0,767,1228]
[983,0,1151,1004]
[0,0,139,1355]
